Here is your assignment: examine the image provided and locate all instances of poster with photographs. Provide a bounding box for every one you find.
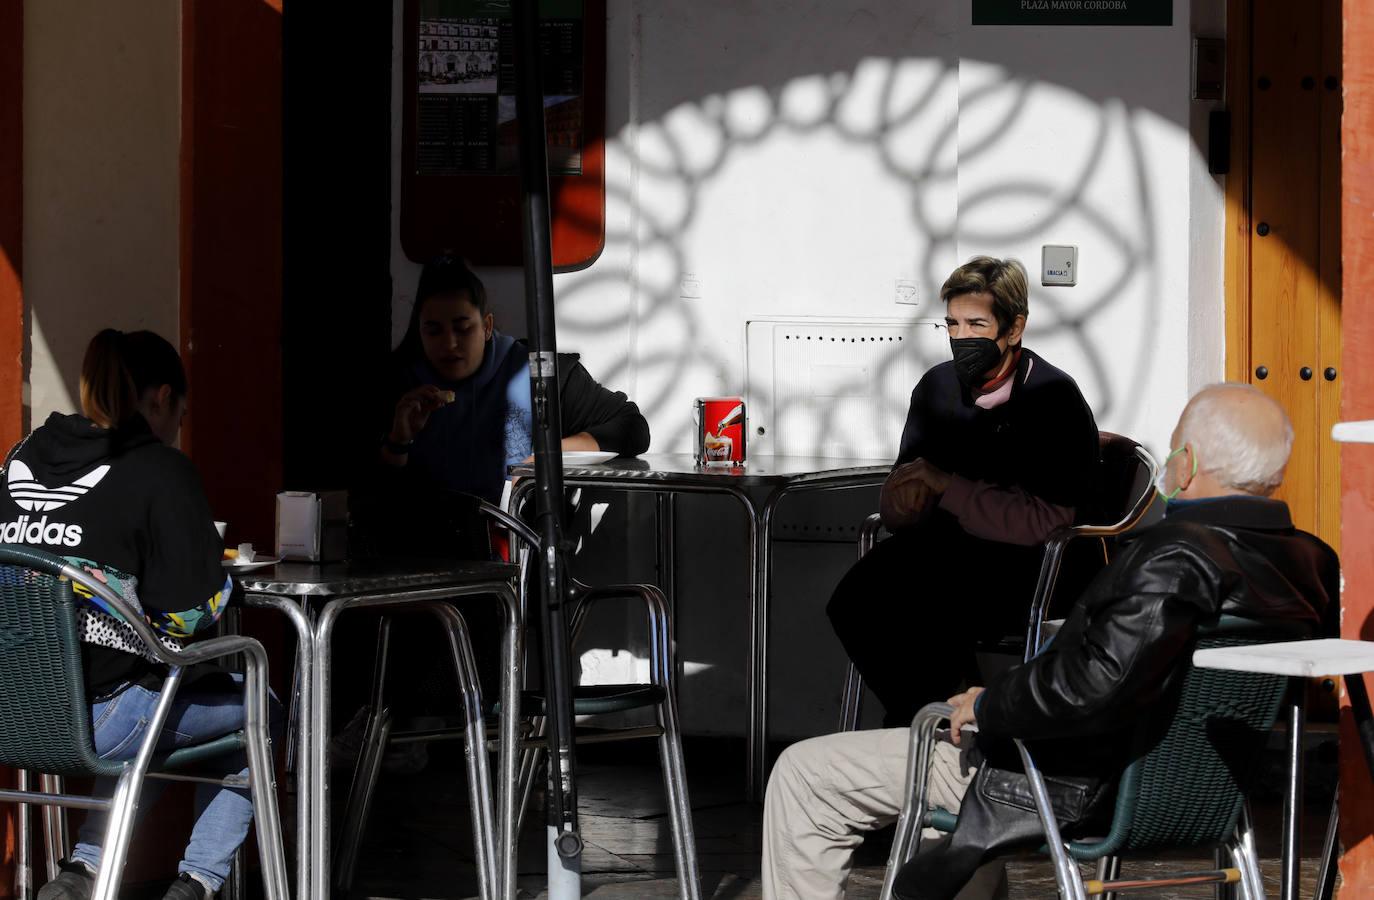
[416,0,583,175]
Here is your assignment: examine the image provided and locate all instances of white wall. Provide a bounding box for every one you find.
[23,1,182,426]
[389,0,1228,737]
[392,0,1226,456]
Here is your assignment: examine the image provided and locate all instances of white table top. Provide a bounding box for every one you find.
[1333,420,1374,444]
[1193,638,1374,677]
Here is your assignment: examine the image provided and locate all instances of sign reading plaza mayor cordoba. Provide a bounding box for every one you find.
[973,0,1171,26]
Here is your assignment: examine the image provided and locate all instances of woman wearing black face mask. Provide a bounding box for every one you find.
[826,256,1101,728]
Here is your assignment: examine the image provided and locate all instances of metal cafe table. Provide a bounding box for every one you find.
[1194,638,1374,900]
[510,453,889,800]
[234,559,522,900]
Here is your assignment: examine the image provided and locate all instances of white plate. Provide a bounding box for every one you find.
[222,557,281,573]
[562,451,617,465]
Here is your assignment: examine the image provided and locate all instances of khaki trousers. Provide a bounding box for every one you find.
[762,727,989,900]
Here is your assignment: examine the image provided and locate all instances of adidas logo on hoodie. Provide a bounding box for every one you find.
[0,459,107,546]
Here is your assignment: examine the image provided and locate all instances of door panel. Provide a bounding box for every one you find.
[1317,0,1343,548]
[1243,0,1341,547]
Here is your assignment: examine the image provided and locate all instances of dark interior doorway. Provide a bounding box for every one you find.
[282,2,395,490]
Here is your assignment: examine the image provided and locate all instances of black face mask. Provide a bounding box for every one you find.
[949,337,1005,388]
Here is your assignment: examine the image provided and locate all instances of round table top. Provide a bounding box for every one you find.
[1193,638,1374,677]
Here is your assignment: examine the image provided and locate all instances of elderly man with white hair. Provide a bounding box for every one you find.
[762,383,1340,900]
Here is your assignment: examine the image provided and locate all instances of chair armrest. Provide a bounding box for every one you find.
[1024,448,1159,658]
[909,700,954,730]
[478,499,542,551]
[1067,444,1160,540]
[859,512,885,559]
[881,701,958,898]
[570,580,675,690]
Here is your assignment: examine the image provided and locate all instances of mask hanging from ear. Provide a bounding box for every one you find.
[949,337,1005,389]
[1157,445,1198,502]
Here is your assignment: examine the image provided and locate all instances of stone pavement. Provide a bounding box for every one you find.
[344,737,1337,899]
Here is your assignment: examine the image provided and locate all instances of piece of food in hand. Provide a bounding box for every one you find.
[223,548,240,561]
[440,390,456,403]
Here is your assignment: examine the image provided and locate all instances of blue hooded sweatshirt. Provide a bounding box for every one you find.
[404,331,532,503]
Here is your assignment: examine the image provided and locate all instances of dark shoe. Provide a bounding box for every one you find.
[161,872,212,900]
[37,860,95,900]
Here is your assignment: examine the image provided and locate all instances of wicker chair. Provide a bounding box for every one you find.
[880,616,1309,900]
[0,544,287,900]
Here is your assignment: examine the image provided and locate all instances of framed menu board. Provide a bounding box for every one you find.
[402,0,605,268]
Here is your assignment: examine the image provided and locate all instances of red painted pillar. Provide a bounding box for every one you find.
[0,0,22,894]
[179,0,283,549]
[1340,0,1374,894]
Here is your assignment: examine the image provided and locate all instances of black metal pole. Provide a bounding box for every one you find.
[511,0,584,885]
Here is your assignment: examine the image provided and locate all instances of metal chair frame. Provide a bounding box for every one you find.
[492,500,701,900]
[332,500,700,900]
[0,545,289,900]
[838,437,1160,733]
[876,702,1269,900]
[328,598,502,900]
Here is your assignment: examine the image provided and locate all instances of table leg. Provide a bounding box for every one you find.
[743,479,883,800]
[312,604,341,900]
[333,617,394,891]
[1280,685,1305,900]
[1313,785,1339,900]
[657,494,679,690]
[753,495,786,802]
[244,594,314,900]
[738,492,763,801]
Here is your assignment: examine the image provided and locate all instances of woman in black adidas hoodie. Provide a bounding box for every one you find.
[1,329,272,900]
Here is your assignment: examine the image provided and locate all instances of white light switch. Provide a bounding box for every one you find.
[894,279,918,306]
[1041,245,1078,286]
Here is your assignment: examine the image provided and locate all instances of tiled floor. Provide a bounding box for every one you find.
[345,736,1338,899]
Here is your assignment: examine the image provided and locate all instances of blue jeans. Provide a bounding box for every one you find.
[71,673,282,890]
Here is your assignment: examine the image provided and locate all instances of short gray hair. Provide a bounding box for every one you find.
[939,256,1029,335]
[1176,383,1293,497]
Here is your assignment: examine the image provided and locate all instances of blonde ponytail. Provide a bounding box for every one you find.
[79,329,139,429]
[78,329,186,429]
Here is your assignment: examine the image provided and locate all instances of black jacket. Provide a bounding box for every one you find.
[1,413,225,698]
[894,496,1339,900]
[897,348,1100,517]
[378,342,650,504]
[551,352,651,454]
[978,496,1337,773]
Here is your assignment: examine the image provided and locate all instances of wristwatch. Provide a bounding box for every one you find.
[383,437,414,455]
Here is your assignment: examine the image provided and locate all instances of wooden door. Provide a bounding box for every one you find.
[1227,0,1343,548]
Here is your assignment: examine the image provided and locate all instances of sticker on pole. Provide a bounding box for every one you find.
[528,351,557,379]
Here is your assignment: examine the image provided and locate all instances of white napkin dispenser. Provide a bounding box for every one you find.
[275,490,348,562]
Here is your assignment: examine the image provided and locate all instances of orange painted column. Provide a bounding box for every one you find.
[1340,0,1374,894]
[0,0,22,894]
